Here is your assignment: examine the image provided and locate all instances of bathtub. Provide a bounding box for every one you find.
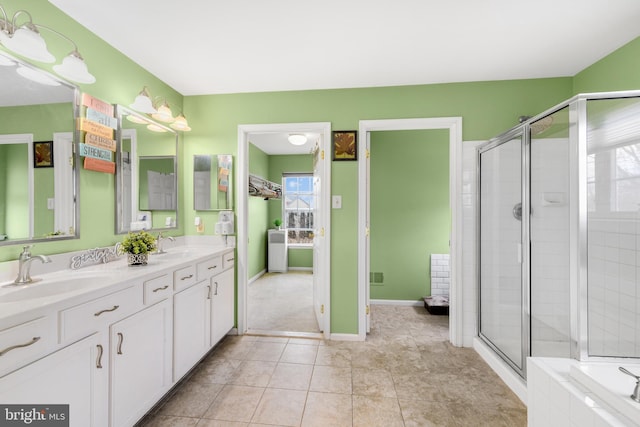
[527,357,640,427]
[570,362,640,423]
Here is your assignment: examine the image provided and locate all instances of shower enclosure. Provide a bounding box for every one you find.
[479,91,640,378]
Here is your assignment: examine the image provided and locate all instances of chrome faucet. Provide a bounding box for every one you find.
[156,233,175,254]
[619,367,640,403]
[14,245,52,285]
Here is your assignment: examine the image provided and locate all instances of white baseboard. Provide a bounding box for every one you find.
[330,333,363,341]
[288,267,313,271]
[248,269,266,284]
[371,299,423,307]
[473,337,527,404]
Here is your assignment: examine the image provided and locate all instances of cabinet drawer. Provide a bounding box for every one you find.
[143,274,172,305]
[59,285,140,344]
[196,256,222,281]
[223,251,235,270]
[0,316,55,377]
[173,265,197,292]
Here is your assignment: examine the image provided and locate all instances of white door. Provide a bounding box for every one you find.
[312,140,324,331]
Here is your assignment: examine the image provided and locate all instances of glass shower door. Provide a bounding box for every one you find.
[479,133,525,373]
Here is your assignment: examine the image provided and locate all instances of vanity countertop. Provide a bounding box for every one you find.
[0,243,234,328]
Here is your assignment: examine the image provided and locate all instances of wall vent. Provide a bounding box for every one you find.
[370,272,384,284]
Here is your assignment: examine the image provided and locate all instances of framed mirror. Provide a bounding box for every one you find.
[115,105,178,234]
[0,51,80,246]
[194,154,233,211]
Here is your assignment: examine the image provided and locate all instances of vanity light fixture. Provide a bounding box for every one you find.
[0,5,96,84]
[126,114,150,125]
[288,134,307,146]
[170,113,192,132]
[147,123,168,133]
[129,86,158,114]
[151,99,175,123]
[16,64,60,86]
[0,52,14,66]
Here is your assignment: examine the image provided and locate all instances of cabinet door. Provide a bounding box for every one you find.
[110,299,172,427]
[0,333,108,427]
[211,268,235,345]
[173,280,210,381]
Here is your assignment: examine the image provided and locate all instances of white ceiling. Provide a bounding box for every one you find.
[49,0,640,96]
[249,132,319,155]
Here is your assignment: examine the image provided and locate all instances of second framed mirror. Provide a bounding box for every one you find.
[115,105,178,234]
[194,154,233,211]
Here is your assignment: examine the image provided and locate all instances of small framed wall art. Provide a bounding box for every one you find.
[34,141,54,168]
[332,130,357,161]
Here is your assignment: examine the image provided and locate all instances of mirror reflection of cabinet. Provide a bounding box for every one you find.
[115,106,178,234]
[194,154,233,211]
[0,51,79,246]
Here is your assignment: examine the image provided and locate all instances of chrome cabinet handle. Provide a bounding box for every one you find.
[227,257,234,261]
[0,336,40,357]
[94,305,119,316]
[207,265,218,270]
[207,284,212,300]
[116,332,124,355]
[153,285,169,293]
[96,344,103,368]
[181,274,193,280]
[214,281,219,296]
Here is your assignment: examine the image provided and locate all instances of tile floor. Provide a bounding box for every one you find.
[138,305,526,426]
[248,271,319,334]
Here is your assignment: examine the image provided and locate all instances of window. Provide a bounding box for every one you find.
[283,174,314,245]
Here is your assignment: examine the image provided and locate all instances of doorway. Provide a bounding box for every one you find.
[238,122,332,339]
[358,118,464,344]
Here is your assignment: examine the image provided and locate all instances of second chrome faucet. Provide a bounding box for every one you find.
[14,245,52,285]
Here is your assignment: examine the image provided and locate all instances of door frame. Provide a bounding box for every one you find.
[237,122,332,339]
[357,118,464,344]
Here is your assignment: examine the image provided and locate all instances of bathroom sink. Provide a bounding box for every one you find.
[0,273,114,303]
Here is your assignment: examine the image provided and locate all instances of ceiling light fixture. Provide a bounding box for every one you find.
[0,5,95,84]
[129,87,157,114]
[288,134,307,146]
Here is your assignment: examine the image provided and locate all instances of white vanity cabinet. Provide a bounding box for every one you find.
[211,267,234,345]
[173,279,210,381]
[0,333,108,427]
[173,252,235,382]
[110,298,172,427]
[0,246,235,427]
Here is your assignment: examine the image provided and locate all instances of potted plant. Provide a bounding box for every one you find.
[121,230,157,266]
[273,218,282,230]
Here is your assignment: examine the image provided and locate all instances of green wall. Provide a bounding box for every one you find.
[184,78,573,334]
[248,143,269,278]
[370,130,449,301]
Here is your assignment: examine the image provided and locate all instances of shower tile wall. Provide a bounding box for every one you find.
[586,97,640,358]
[587,217,640,356]
[479,137,523,368]
[530,134,571,357]
[462,140,483,347]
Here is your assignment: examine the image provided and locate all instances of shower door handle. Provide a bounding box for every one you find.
[512,203,522,221]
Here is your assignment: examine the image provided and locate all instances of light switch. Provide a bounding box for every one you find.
[332,195,342,209]
[47,198,55,210]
